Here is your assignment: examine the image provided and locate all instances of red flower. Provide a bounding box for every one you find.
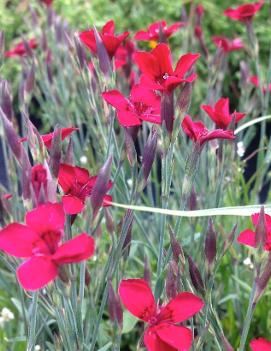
[237,213,271,251]
[41,0,53,5]
[5,38,37,58]
[119,278,204,351]
[0,203,95,290]
[181,115,235,146]
[102,85,161,127]
[134,43,200,92]
[250,337,271,351]
[224,1,264,22]
[212,36,244,53]
[250,75,271,94]
[31,164,48,200]
[114,39,135,70]
[58,164,112,214]
[79,20,129,59]
[134,20,186,42]
[201,98,246,129]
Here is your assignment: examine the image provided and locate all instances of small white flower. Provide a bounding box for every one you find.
[243,257,254,269]
[1,307,14,321]
[127,179,133,187]
[34,346,41,351]
[80,155,88,164]
[237,141,245,157]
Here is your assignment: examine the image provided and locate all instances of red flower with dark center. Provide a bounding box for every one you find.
[134,43,200,92]
[119,278,204,351]
[134,20,186,43]
[0,203,95,290]
[102,85,161,127]
[224,1,264,22]
[212,36,244,53]
[79,20,129,59]
[249,75,271,94]
[201,98,246,129]
[237,213,271,251]
[250,337,271,351]
[181,115,235,146]
[58,164,112,214]
[5,38,37,58]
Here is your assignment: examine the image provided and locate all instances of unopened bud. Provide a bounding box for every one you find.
[169,225,184,264]
[64,139,74,165]
[74,35,86,70]
[91,156,112,218]
[104,208,114,235]
[108,280,123,328]
[177,83,192,116]
[188,256,204,293]
[49,128,62,178]
[142,128,157,185]
[93,26,111,76]
[205,218,217,266]
[254,253,271,304]
[0,80,13,121]
[124,128,137,166]
[166,261,178,299]
[188,187,197,211]
[255,206,266,250]
[161,91,174,135]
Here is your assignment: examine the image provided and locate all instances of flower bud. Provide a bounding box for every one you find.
[254,253,271,304]
[108,280,123,328]
[169,225,184,264]
[205,218,217,266]
[255,206,266,250]
[161,91,174,135]
[91,155,112,218]
[124,128,137,166]
[31,164,48,202]
[93,26,111,76]
[166,261,178,300]
[49,128,62,178]
[0,79,13,121]
[142,128,157,186]
[64,139,74,165]
[104,208,114,235]
[188,255,204,293]
[74,35,86,70]
[177,83,192,116]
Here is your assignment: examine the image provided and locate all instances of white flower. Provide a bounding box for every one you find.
[34,346,41,351]
[1,307,14,321]
[127,179,133,187]
[243,257,254,269]
[237,141,245,157]
[80,155,88,164]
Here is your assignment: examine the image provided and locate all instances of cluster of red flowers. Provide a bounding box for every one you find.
[2,1,270,350]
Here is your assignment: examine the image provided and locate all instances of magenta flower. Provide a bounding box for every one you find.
[0,203,95,290]
[134,20,186,43]
[5,38,37,58]
[79,20,129,59]
[237,213,271,251]
[224,1,264,22]
[134,43,200,92]
[114,39,135,70]
[181,115,235,146]
[58,164,112,214]
[31,164,48,200]
[201,98,246,129]
[250,75,271,94]
[212,36,244,53]
[119,278,204,351]
[250,337,271,351]
[102,85,161,127]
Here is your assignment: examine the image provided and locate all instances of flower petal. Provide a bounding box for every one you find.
[17,256,58,291]
[237,229,256,248]
[102,90,129,110]
[144,327,176,351]
[134,51,159,79]
[119,278,156,321]
[62,195,85,214]
[25,203,65,234]
[0,223,39,257]
[117,111,142,127]
[175,53,200,78]
[250,337,271,351]
[53,233,95,264]
[156,324,193,351]
[158,292,204,323]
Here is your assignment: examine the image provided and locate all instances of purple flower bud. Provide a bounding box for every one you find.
[104,208,114,235]
[49,128,62,178]
[254,253,271,304]
[0,108,22,162]
[188,255,204,293]
[205,218,217,266]
[177,83,192,115]
[142,128,157,185]
[169,225,184,264]
[143,257,151,285]
[124,128,137,166]
[24,64,35,95]
[188,187,197,211]
[91,156,112,218]
[166,261,178,299]
[0,80,13,121]
[108,280,123,328]
[21,150,31,200]
[64,139,74,165]
[93,26,112,76]
[255,206,266,249]
[122,212,133,259]
[74,35,86,70]
[222,224,237,255]
[161,91,174,135]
